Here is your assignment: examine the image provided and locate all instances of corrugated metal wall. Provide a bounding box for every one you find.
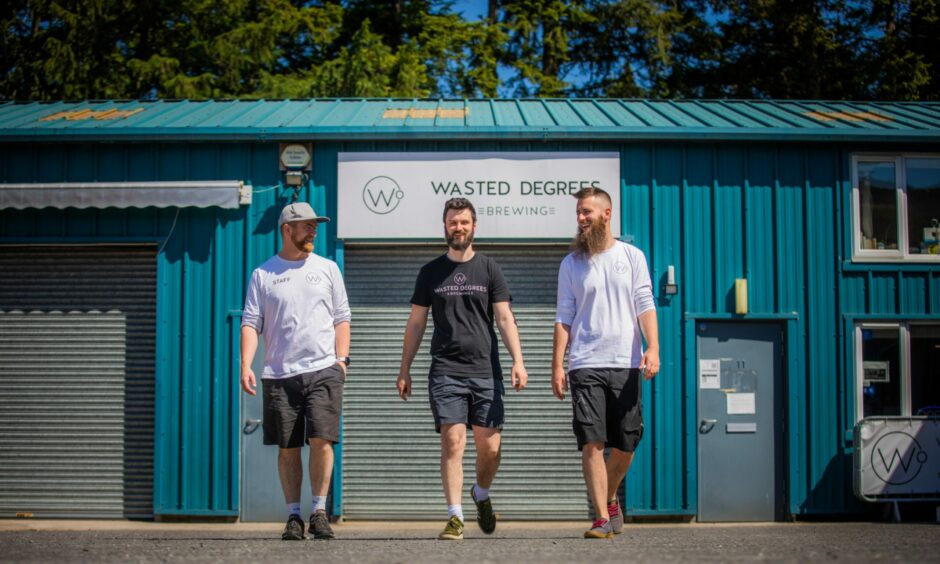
[0,246,155,518]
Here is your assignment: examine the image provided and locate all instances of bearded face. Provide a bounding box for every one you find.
[572,211,609,256]
[286,221,316,253]
[444,209,475,251]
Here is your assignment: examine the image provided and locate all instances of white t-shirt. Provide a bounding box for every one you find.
[555,241,655,369]
[242,253,351,379]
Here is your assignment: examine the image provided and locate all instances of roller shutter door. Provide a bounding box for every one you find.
[0,246,156,519]
[343,245,589,519]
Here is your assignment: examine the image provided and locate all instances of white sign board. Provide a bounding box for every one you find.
[854,417,940,501]
[337,152,621,239]
[699,359,721,390]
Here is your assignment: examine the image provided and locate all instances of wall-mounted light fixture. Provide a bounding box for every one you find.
[279,143,313,192]
[665,265,678,295]
[735,278,748,315]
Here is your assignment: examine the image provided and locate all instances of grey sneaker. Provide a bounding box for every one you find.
[584,518,613,539]
[282,514,305,540]
[438,515,464,540]
[309,510,335,540]
[471,487,496,534]
[607,498,623,534]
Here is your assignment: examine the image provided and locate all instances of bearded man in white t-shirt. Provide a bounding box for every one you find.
[240,202,351,541]
[551,187,660,539]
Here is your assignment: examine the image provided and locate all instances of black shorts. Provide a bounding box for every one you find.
[262,364,345,448]
[568,367,643,452]
[428,374,504,433]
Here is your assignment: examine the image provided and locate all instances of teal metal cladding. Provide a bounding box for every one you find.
[3,134,937,518]
[0,141,339,517]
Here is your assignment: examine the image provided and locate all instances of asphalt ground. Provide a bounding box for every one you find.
[0,520,937,563]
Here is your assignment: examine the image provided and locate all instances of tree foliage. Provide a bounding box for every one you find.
[1,0,937,100]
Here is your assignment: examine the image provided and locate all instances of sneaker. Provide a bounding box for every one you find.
[584,518,613,539]
[471,487,496,534]
[309,510,335,540]
[282,514,306,540]
[607,498,623,535]
[438,515,464,540]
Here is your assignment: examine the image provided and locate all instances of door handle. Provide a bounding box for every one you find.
[699,419,717,434]
[243,418,261,435]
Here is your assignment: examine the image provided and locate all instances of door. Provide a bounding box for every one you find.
[696,322,784,522]
[240,341,315,522]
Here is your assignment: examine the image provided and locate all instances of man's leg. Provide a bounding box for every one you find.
[606,448,633,501]
[308,437,334,497]
[471,425,501,489]
[440,423,467,506]
[278,447,304,505]
[582,441,610,520]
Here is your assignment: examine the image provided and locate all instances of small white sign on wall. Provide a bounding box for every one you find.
[699,359,721,389]
[337,152,621,239]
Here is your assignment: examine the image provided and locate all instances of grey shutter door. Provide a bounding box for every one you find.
[342,245,589,519]
[0,246,156,519]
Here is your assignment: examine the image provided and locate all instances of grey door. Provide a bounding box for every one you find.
[239,341,314,522]
[696,322,784,522]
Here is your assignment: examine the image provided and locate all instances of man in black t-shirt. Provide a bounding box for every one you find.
[398,197,528,541]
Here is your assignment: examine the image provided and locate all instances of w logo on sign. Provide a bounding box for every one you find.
[363,176,404,215]
[871,431,928,485]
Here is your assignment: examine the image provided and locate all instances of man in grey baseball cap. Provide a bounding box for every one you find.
[241,200,349,540]
[278,202,331,226]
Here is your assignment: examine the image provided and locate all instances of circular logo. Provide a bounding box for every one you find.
[454,272,467,285]
[306,272,321,285]
[362,176,404,215]
[614,261,627,273]
[871,431,928,485]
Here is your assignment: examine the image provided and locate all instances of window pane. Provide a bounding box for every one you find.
[861,327,901,417]
[905,158,940,255]
[910,325,940,415]
[858,161,898,250]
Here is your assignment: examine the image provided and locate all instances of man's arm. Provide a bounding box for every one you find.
[334,320,350,375]
[551,322,571,400]
[240,325,260,395]
[397,304,429,400]
[637,309,660,380]
[493,301,527,391]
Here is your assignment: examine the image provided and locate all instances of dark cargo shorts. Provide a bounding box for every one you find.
[428,374,505,433]
[568,367,643,452]
[262,363,345,448]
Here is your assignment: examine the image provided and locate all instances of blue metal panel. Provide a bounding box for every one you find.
[899,272,927,313]
[714,146,745,311]
[684,145,714,313]
[870,272,899,314]
[745,146,776,313]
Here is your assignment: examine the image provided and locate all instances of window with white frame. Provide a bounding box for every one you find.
[856,322,940,420]
[852,155,940,261]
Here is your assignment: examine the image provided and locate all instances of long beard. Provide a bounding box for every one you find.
[446,229,474,251]
[571,216,608,256]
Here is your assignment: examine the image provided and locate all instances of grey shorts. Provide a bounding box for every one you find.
[262,364,345,448]
[428,374,504,433]
[568,367,643,452]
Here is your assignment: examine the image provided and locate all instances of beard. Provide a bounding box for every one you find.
[291,233,314,253]
[571,216,608,256]
[446,228,474,251]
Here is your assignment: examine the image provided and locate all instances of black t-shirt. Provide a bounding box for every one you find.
[410,253,511,378]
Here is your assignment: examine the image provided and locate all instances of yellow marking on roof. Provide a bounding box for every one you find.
[383,107,468,120]
[804,110,892,123]
[40,108,144,121]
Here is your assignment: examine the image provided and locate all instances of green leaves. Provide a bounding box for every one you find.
[1,0,937,100]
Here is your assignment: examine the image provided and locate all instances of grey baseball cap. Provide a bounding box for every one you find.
[278,202,331,226]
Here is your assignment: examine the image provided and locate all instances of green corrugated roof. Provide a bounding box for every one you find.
[1,98,938,142]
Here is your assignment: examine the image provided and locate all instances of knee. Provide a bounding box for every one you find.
[441,435,465,456]
[278,447,301,462]
[308,437,332,453]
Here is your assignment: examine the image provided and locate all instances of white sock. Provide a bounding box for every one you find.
[312,496,327,514]
[447,504,464,522]
[287,502,301,517]
[472,483,490,501]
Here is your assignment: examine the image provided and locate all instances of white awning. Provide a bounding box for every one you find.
[0,181,252,210]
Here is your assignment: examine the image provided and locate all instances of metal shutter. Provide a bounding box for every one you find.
[0,246,156,519]
[342,244,590,519]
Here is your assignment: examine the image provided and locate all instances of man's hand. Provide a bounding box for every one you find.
[397,372,412,400]
[551,367,568,400]
[511,363,528,392]
[240,367,257,396]
[639,347,660,380]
